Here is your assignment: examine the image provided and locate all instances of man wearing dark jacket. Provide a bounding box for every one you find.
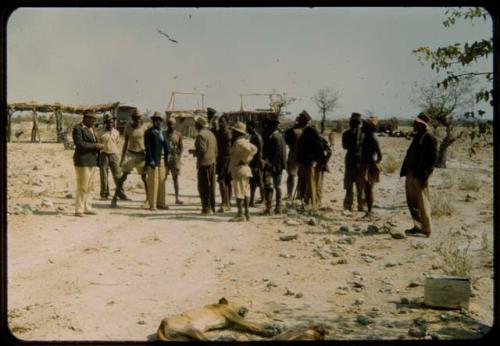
[247,119,264,207]
[144,112,170,211]
[400,112,437,237]
[342,112,365,213]
[190,116,218,215]
[261,117,286,215]
[72,110,103,216]
[296,110,326,210]
[215,115,232,212]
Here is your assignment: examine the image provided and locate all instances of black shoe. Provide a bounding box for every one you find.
[405,227,430,237]
[117,193,131,201]
[110,198,118,208]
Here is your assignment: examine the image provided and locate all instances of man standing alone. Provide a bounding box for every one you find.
[72,110,103,216]
[400,113,437,238]
[191,116,218,215]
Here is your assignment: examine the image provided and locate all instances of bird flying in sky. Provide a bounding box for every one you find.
[157,29,178,43]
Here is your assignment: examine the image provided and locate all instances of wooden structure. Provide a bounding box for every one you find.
[6,101,120,143]
[165,91,206,138]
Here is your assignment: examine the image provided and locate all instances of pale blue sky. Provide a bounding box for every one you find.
[7,7,493,119]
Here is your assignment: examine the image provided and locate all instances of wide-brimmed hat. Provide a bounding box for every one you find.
[298,110,312,122]
[206,107,217,116]
[415,112,431,126]
[83,110,97,118]
[231,121,247,134]
[103,113,116,123]
[151,112,164,121]
[350,112,362,121]
[132,110,143,118]
[364,116,378,129]
[195,116,208,127]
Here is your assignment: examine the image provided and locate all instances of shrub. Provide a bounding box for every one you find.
[440,172,454,189]
[382,154,399,174]
[436,230,472,278]
[431,191,455,217]
[459,175,481,192]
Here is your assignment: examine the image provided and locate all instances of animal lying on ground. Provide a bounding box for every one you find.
[272,324,328,340]
[156,298,281,341]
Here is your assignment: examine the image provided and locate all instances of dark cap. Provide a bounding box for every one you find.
[415,112,431,125]
[298,110,312,122]
[206,107,217,116]
[350,112,362,121]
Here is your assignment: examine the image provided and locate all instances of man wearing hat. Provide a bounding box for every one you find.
[228,121,258,221]
[191,116,218,214]
[163,116,184,205]
[358,116,382,218]
[296,110,329,210]
[342,112,365,214]
[283,115,304,202]
[72,110,104,217]
[144,112,170,210]
[400,112,437,237]
[261,116,286,215]
[215,115,233,212]
[97,113,125,200]
[111,109,148,208]
[206,107,219,133]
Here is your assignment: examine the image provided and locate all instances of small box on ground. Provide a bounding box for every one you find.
[424,275,471,309]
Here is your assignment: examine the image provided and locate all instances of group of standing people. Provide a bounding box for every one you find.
[72,107,437,236]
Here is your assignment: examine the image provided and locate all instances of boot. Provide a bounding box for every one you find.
[230,199,245,222]
[262,189,274,216]
[111,172,128,208]
[244,196,250,221]
[249,185,256,207]
[274,188,282,214]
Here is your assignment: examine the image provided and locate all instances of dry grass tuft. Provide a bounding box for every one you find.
[440,171,454,189]
[431,191,455,217]
[436,230,472,278]
[459,175,481,192]
[382,154,400,174]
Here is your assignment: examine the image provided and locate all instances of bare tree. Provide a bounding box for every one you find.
[312,88,341,134]
[412,76,476,168]
[271,89,296,116]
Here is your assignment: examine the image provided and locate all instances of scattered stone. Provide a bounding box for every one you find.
[65,193,73,199]
[408,327,426,338]
[279,234,298,241]
[411,241,425,250]
[267,282,278,288]
[400,297,410,305]
[429,332,440,340]
[390,231,406,239]
[353,298,364,306]
[361,255,374,263]
[439,314,451,322]
[314,248,331,260]
[136,320,146,325]
[32,165,39,170]
[365,224,379,234]
[331,258,348,265]
[41,199,53,208]
[322,237,332,245]
[279,253,295,259]
[285,218,301,226]
[295,293,303,298]
[408,280,423,288]
[414,317,427,327]
[385,262,397,268]
[337,236,356,245]
[284,288,295,296]
[307,217,318,226]
[338,225,350,234]
[356,314,374,325]
[431,263,442,270]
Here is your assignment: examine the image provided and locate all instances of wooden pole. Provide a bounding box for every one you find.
[56,108,63,142]
[7,109,13,143]
[31,108,41,143]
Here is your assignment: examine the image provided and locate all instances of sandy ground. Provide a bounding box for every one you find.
[6,123,494,341]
